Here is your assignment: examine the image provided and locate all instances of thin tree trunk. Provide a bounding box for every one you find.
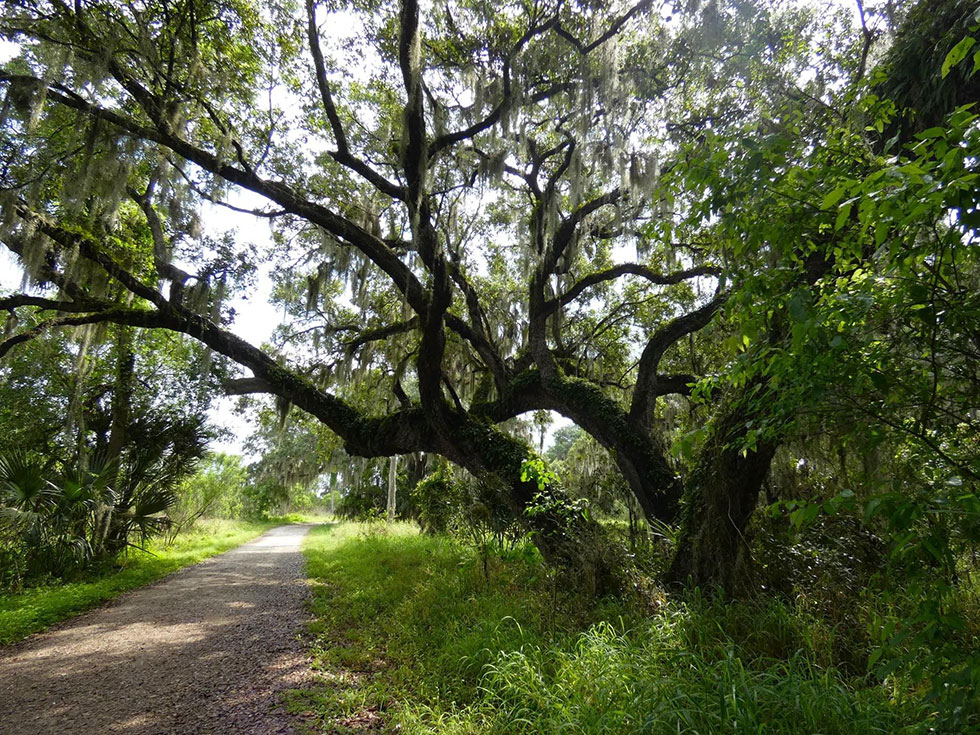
[107,324,135,460]
[65,324,95,467]
[387,455,397,522]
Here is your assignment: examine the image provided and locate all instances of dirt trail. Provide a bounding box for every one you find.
[0,524,316,734]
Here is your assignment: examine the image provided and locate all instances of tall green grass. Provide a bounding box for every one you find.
[0,517,281,645]
[297,522,928,734]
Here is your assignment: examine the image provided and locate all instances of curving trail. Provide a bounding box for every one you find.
[0,524,316,735]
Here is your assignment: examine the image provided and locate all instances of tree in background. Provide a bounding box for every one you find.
[167,452,248,539]
[0,309,216,586]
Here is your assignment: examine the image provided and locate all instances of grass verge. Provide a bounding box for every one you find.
[0,517,282,646]
[296,522,929,735]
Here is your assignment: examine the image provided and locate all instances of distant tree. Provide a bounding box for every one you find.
[545,425,584,463]
[169,452,248,536]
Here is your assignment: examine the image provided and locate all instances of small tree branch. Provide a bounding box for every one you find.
[553,0,655,56]
[428,18,557,156]
[345,316,420,355]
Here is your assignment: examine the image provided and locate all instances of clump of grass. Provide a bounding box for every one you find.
[297,523,928,735]
[0,518,280,645]
[466,621,910,735]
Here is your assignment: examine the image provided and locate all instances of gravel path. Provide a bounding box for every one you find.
[0,524,316,735]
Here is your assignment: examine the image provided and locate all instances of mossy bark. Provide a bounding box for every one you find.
[665,388,776,594]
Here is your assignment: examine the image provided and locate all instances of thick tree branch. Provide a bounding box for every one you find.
[224,377,273,395]
[0,294,108,313]
[1,243,435,461]
[306,0,405,200]
[0,308,166,358]
[446,257,508,390]
[0,72,431,316]
[630,292,728,426]
[394,0,456,433]
[544,188,621,273]
[12,200,168,310]
[127,186,194,290]
[306,0,350,155]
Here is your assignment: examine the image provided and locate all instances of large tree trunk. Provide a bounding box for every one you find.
[665,387,776,593]
[426,409,616,589]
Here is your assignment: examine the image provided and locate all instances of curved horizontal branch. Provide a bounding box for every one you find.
[0,72,430,317]
[0,294,108,313]
[545,263,721,316]
[345,316,419,355]
[630,292,728,425]
[11,199,168,310]
[224,377,273,395]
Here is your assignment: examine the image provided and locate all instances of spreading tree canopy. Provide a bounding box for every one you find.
[1,0,977,589]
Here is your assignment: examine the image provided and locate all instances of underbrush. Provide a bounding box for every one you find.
[0,517,280,645]
[296,522,932,735]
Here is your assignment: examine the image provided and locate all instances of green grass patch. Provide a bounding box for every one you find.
[266,512,334,524]
[297,522,930,735]
[0,517,281,646]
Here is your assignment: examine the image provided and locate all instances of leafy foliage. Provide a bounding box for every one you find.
[0,413,206,589]
[298,523,927,734]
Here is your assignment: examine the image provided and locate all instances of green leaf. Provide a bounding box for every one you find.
[821,187,846,210]
[788,293,807,322]
[870,371,890,393]
[941,36,975,78]
[916,127,947,140]
[834,203,852,231]
[874,220,889,247]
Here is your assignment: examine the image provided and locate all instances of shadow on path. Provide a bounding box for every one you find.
[0,524,318,735]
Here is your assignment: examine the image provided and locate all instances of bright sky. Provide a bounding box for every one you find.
[197,197,281,455]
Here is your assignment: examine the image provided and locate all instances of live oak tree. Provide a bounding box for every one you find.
[0,0,721,556]
[1,0,974,590]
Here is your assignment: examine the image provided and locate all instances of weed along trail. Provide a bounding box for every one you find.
[0,524,316,735]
